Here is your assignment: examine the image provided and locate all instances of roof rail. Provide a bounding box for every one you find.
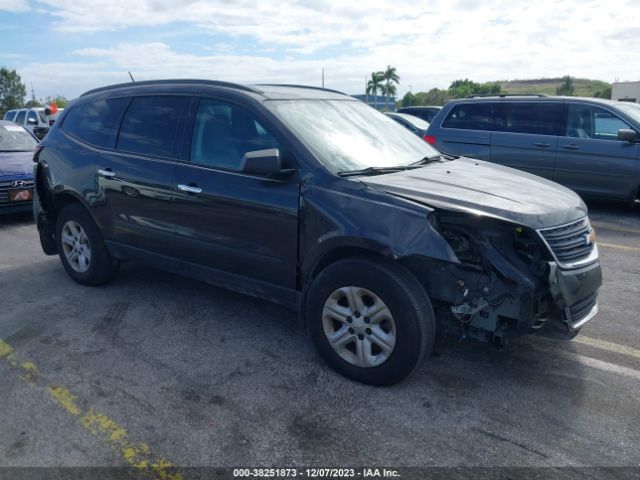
[255,84,347,96]
[80,79,261,97]
[465,93,549,99]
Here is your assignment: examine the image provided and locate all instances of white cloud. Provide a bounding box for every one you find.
[0,0,29,12]
[12,0,640,98]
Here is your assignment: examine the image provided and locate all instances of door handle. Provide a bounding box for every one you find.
[177,184,203,194]
[562,144,580,150]
[533,142,551,148]
[97,169,116,178]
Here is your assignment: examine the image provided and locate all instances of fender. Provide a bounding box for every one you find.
[298,183,458,287]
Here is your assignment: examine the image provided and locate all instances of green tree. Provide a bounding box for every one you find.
[381,65,400,109]
[449,78,478,98]
[593,86,612,99]
[0,67,26,115]
[401,91,416,107]
[25,99,42,108]
[366,71,384,108]
[556,76,575,96]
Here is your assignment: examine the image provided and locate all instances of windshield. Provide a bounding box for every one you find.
[0,124,38,151]
[617,103,640,125]
[266,100,440,173]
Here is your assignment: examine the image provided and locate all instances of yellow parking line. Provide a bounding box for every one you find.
[0,338,183,480]
[598,242,640,252]
[574,336,640,361]
[591,222,640,236]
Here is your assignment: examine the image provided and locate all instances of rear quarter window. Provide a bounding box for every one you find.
[62,97,130,147]
[442,103,496,131]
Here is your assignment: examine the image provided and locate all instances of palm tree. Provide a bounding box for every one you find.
[366,71,384,108]
[382,65,400,108]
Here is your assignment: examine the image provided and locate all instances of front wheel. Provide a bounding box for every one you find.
[306,257,435,386]
[55,203,116,286]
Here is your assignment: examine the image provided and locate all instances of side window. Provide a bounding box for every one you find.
[495,103,563,136]
[566,104,631,141]
[27,111,38,124]
[190,98,281,170]
[117,96,187,158]
[442,103,495,131]
[61,97,130,147]
[15,110,26,125]
[4,111,16,122]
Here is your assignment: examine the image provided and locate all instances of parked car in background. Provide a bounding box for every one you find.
[0,120,37,214]
[397,106,442,123]
[34,80,601,385]
[385,112,429,140]
[3,107,62,140]
[426,95,640,206]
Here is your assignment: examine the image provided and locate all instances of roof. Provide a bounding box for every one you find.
[447,95,618,106]
[80,79,349,101]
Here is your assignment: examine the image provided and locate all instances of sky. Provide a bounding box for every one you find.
[1,0,640,101]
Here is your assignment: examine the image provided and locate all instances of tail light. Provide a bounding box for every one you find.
[423,134,437,145]
[33,145,44,163]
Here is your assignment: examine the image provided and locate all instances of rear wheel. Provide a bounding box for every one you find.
[306,257,435,385]
[55,203,116,286]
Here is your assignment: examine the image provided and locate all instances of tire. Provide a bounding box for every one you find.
[55,203,116,286]
[306,256,435,386]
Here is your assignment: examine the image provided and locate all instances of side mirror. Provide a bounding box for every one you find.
[27,117,38,125]
[240,148,282,175]
[618,129,637,142]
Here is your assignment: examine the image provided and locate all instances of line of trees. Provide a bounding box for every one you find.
[0,66,68,115]
[402,76,613,108]
[401,78,502,107]
[366,66,400,108]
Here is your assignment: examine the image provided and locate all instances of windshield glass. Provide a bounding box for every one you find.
[617,103,640,124]
[266,100,440,173]
[0,124,38,151]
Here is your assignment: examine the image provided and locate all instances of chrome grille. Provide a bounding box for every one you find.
[538,217,595,267]
[0,179,34,206]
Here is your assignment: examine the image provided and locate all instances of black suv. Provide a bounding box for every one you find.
[34,80,602,385]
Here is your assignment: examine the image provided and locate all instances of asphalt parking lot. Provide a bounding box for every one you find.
[0,202,639,478]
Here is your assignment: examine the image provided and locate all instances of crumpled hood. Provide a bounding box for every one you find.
[361,157,587,229]
[0,151,34,178]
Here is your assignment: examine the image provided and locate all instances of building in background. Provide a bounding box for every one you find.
[351,94,396,111]
[612,81,640,103]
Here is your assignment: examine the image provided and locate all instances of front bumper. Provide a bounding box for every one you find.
[548,259,602,331]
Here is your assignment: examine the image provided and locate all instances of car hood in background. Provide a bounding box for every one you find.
[361,157,586,229]
[0,151,34,178]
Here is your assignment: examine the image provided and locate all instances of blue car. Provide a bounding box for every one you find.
[425,95,640,206]
[0,120,37,214]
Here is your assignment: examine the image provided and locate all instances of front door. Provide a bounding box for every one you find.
[553,103,640,201]
[172,97,300,292]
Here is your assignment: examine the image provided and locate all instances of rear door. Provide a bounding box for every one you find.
[434,102,496,159]
[172,97,300,292]
[94,95,188,256]
[553,102,640,201]
[490,101,563,180]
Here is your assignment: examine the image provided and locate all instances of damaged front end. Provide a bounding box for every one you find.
[405,212,602,346]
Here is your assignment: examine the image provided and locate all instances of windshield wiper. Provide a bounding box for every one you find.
[336,165,423,177]
[410,154,444,165]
